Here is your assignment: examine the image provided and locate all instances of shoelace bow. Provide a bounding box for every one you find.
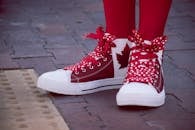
[125,30,167,92]
[128,30,167,59]
[64,27,116,73]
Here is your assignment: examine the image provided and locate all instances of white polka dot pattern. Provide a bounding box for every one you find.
[125,30,167,93]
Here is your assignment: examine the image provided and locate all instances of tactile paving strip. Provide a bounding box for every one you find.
[0,69,69,130]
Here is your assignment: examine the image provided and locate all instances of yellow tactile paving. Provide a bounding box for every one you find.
[0,69,69,130]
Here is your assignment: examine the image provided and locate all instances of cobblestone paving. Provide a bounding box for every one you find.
[0,0,195,130]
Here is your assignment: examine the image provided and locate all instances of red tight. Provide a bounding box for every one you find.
[103,0,172,40]
[103,0,136,38]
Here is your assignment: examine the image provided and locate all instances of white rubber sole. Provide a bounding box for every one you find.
[37,75,123,95]
[116,82,165,107]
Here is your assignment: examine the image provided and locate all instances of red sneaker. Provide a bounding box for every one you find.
[37,27,132,95]
[116,30,167,107]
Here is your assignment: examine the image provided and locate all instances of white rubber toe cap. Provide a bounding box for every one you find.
[37,69,74,94]
[116,82,165,107]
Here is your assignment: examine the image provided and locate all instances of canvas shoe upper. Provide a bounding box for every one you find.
[116,30,167,107]
[37,27,132,95]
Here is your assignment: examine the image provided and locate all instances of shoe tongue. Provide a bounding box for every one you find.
[104,33,111,36]
[144,40,152,45]
[113,38,132,47]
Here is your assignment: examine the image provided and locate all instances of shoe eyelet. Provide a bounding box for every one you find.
[103,58,107,62]
[89,66,94,70]
[81,68,86,72]
[97,62,101,67]
[75,71,79,75]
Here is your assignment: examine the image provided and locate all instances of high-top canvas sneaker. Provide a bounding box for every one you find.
[37,27,132,95]
[116,30,167,107]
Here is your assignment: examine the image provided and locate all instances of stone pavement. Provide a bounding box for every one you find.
[0,69,69,130]
[0,0,195,130]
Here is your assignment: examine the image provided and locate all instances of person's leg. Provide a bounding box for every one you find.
[103,0,135,38]
[138,0,172,40]
[117,0,172,107]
